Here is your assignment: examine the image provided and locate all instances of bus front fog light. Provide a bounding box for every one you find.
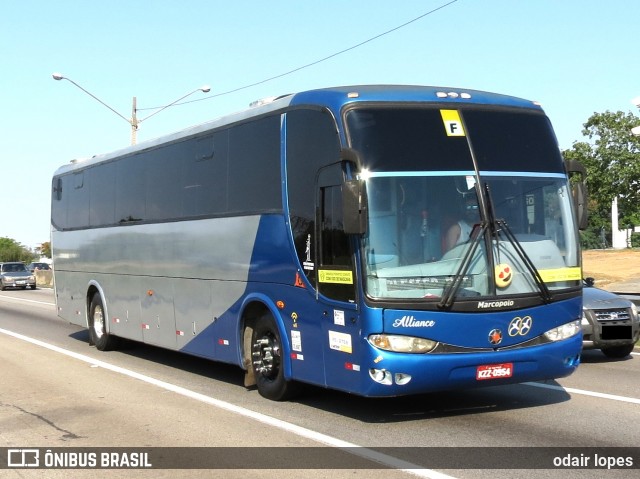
[394,373,412,385]
[369,368,392,385]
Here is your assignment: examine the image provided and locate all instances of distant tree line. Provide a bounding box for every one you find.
[562,110,640,249]
[0,237,49,263]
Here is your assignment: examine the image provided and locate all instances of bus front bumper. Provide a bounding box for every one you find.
[353,334,582,398]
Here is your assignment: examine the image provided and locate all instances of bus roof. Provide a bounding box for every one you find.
[289,84,541,111]
[54,85,543,175]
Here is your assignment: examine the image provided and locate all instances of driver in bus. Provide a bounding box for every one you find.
[443,190,480,252]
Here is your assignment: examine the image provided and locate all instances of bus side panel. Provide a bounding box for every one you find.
[53,216,264,347]
[177,214,304,366]
[105,274,143,342]
[53,269,89,328]
[139,276,177,349]
[175,278,248,363]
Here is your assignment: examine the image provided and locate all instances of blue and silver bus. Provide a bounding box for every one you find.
[52,85,586,400]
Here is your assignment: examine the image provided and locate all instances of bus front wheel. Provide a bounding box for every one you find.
[250,314,298,401]
[89,293,119,351]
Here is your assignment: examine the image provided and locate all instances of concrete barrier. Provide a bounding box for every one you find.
[35,270,54,288]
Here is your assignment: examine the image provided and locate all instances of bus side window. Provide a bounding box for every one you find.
[318,183,356,303]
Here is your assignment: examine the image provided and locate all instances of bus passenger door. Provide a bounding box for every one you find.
[316,166,361,391]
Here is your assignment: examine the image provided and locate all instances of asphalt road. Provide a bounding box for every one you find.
[1,288,639,479]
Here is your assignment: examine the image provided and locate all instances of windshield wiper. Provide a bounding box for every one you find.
[438,182,553,309]
[482,182,552,304]
[495,219,552,303]
[438,222,486,309]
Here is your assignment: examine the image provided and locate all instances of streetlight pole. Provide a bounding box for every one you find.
[52,73,210,145]
[131,96,138,146]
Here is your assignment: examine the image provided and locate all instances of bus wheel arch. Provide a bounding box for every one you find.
[240,301,299,401]
[87,285,119,351]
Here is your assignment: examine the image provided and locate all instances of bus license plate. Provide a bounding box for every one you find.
[476,363,513,380]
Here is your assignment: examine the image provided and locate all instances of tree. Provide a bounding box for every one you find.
[0,237,35,263]
[39,241,52,258]
[562,110,640,247]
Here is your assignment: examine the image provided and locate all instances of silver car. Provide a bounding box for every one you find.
[582,278,639,358]
[0,262,36,290]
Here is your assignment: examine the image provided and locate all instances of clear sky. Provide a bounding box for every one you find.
[2,0,639,250]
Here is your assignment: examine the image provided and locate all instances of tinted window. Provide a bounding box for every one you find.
[67,171,89,228]
[146,142,183,221]
[89,162,116,226]
[115,155,145,222]
[318,182,355,302]
[51,176,67,230]
[346,108,474,172]
[53,115,283,230]
[182,131,229,216]
[463,109,564,173]
[228,116,281,213]
[346,107,563,174]
[286,108,341,285]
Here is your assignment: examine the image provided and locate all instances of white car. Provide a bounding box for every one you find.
[582,278,639,358]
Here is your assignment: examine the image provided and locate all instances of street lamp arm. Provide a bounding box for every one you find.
[138,86,211,124]
[52,73,131,125]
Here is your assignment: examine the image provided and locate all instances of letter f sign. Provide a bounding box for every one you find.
[440,110,466,137]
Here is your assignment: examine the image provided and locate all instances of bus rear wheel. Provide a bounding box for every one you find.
[89,293,119,351]
[250,315,299,401]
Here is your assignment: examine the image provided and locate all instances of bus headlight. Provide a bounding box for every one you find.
[368,334,437,353]
[543,320,581,342]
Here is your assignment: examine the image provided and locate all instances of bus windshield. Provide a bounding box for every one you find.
[361,173,579,300]
[346,106,580,302]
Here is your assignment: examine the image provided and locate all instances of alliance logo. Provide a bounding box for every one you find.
[392,316,436,328]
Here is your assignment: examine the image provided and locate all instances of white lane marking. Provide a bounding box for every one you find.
[524,382,640,405]
[0,327,456,479]
[0,294,56,307]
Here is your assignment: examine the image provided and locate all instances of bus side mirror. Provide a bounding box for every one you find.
[573,181,588,230]
[565,159,588,230]
[342,179,368,235]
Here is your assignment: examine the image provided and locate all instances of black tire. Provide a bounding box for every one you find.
[88,293,119,351]
[601,344,635,359]
[250,314,299,401]
[30,285,36,290]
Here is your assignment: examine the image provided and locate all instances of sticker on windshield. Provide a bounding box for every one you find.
[440,110,466,137]
[319,270,353,284]
[538,267,582,283]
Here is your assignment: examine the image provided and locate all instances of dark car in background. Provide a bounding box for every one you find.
[0,262,37,290]
[582,278,639,358]
[27,262,51,273]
